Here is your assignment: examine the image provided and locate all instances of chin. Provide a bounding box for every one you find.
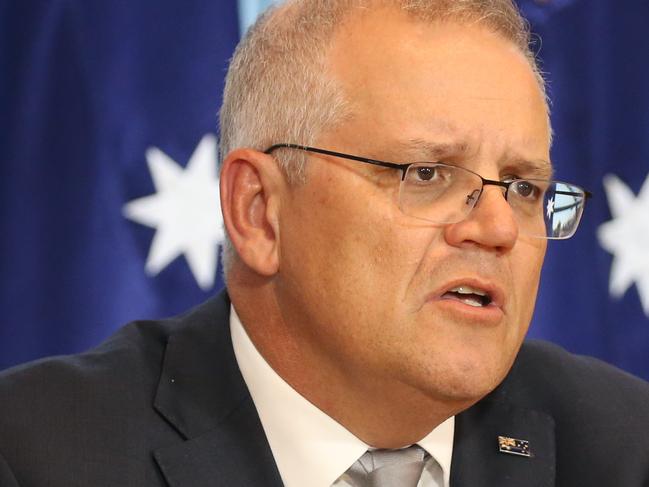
[412,351,514,405]
[439,371,503,403]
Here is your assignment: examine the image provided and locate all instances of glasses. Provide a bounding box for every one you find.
[264,143,592,239]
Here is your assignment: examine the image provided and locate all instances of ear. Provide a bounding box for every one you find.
[220,148,284,276]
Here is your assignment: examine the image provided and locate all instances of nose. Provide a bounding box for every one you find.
[444,185,519,252]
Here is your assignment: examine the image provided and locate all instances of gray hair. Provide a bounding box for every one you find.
[218,0,547,276]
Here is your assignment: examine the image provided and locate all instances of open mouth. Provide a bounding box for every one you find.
[441,285,493,308]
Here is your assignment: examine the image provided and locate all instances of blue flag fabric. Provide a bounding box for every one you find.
[517,0,649,381]
[1,1,649,381]
[0,0,238,369]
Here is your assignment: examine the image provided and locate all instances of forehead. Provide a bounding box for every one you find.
[325,7,551,170]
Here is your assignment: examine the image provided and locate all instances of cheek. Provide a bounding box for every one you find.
[285,172,401,278]
[279,173,428,332]
[306,209,407,307]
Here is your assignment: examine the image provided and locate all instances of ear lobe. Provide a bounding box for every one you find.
[220,149,282,276]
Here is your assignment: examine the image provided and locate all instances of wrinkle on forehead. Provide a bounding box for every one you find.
[500,157,553,180]
[373,136,553,180]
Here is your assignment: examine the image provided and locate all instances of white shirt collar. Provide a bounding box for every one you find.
[418,412,454,487]
[230,305,454,487]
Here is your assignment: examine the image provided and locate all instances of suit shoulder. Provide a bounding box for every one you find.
[517,339,649,390]
[0,292,229,395]
[0,317,171,411]
[503,339,649,418]
[0,293,230,486]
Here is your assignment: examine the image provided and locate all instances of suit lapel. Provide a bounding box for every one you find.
[153,396,283,487]
[450,398,556,487]
[151,292,283,487]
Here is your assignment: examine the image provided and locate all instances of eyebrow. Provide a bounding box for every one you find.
[389,138,471,161]
[389,138,553,179]
[502,158,554,180]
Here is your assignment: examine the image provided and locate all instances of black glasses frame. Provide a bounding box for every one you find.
[264,143,593,202]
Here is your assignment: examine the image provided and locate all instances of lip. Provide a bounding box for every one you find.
[427,277,506,312]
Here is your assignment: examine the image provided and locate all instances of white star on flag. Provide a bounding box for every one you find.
[597,173,649,317]
[123,134,224,290]
[546,196,555,219]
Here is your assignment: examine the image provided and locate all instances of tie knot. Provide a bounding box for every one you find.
[363,446,426,471]
[346,445,428,487]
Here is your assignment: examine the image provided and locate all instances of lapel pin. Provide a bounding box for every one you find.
[498,435,531,457]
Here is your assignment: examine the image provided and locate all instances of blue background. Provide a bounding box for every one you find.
[1,0,648,379]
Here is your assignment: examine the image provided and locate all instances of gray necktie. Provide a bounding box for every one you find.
[345,445,428,487]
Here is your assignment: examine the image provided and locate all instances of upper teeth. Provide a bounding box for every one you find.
[450,286,487,296]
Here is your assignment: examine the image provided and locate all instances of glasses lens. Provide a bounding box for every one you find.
[399,163,482,224]
[400,167,587,239]
[508,179,585,239]
[543,181,586,239]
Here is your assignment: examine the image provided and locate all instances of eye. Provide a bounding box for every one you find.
[415,166,436,181]
[407,164,454,184]
[512,180,541,200]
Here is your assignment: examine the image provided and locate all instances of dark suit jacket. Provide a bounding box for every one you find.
[1,291,648,486]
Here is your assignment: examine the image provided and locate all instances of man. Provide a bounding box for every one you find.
[1,0,648,486]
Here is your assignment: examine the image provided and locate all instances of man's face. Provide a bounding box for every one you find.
[275,11,550,405]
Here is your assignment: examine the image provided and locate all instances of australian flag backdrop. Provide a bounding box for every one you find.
[1,0,648,381]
